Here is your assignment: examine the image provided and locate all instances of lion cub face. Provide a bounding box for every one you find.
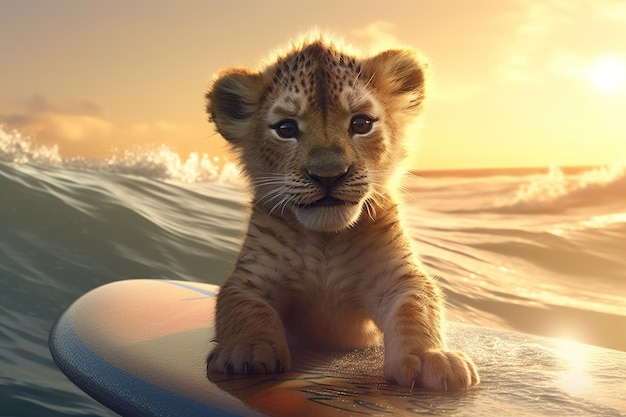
[207,37,426,232]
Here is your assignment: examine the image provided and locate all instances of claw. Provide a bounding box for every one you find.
[205,353,215,377]
[277,360,285,373]
[224,362,234,375]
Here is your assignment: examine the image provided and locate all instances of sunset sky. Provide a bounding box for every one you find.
[1,0,625,170]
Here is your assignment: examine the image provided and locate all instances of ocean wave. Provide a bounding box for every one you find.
[0,127,63,166]
[493,163,626,214]
[94,145,243,184]
[0,155,247,416]
[0,125,242,184]
[3,125,626,416]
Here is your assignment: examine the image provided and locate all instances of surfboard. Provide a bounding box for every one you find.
[49,279,626,417]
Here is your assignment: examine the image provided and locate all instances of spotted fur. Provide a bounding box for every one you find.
[205,33,479,391]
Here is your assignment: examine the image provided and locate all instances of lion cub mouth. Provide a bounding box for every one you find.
[299,196,358,208]
[293,196,364,232]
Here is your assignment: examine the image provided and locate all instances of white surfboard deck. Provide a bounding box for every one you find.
[49,279,626,417]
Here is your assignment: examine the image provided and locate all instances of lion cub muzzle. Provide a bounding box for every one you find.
[304,146,353,201]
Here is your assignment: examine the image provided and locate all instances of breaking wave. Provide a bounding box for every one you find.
[0,125,242,185]
[493,163,626,214]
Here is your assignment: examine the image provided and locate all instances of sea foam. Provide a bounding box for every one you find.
[0,125,242,185]
[495,163,626,214]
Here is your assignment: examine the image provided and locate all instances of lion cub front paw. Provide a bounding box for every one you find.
[385,349,479,391]
[207,339,291,375]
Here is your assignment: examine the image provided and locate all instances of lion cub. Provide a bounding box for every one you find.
[205,34,479,391]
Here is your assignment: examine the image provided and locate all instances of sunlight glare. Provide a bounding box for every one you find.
[553,338,590,396]
[589,57,626,93]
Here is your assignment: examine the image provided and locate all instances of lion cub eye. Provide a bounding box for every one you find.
[270,119,299,139]
[350,115,375,135]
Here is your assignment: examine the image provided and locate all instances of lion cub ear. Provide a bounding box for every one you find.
[362,49,428,116]
[206,69,265,144]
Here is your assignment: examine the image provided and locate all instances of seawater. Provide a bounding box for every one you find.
[1,127,625,416]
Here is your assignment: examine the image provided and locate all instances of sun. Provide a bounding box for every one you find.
[589,57,626,93]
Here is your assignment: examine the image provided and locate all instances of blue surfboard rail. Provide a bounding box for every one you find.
[49,307,245,417]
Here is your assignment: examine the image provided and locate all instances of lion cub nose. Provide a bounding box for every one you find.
[305,147,352,192]
[307,168,350,191]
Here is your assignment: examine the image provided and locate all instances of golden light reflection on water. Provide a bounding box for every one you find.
[550,213,626,236]
[581,213,626,229]
[552,338,591,397]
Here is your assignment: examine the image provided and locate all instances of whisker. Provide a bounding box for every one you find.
[268,194,297,217]
[279,195,296,215]
[251,174,289,185]
[256,188,286,205]
[253,180,290,189]
[353,69,375,98]
[263,92,277,104]
[251,174,291,206]
[268,197,286,217]
[364,199,377,221]
[367,169,419,202]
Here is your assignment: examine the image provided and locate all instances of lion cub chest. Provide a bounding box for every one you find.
[265,232,384,350]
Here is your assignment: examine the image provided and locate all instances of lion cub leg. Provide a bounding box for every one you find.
[206,282,290,375]
[378,282,479,391]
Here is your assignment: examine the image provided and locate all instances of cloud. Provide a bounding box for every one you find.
[548,49,588,79]
[0,95,114,147]
[129,121,187,138]
[496,54,536,83]
[0,95,190,158]
[495,0,626,85]
[494,1,574,84]
[349,21,403,53]
[594,0,626,22]
[429,80,486,103]
[37,113,113,143]
[549,50,626,95]
[19,95,105,117]
[350,21,485,103]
